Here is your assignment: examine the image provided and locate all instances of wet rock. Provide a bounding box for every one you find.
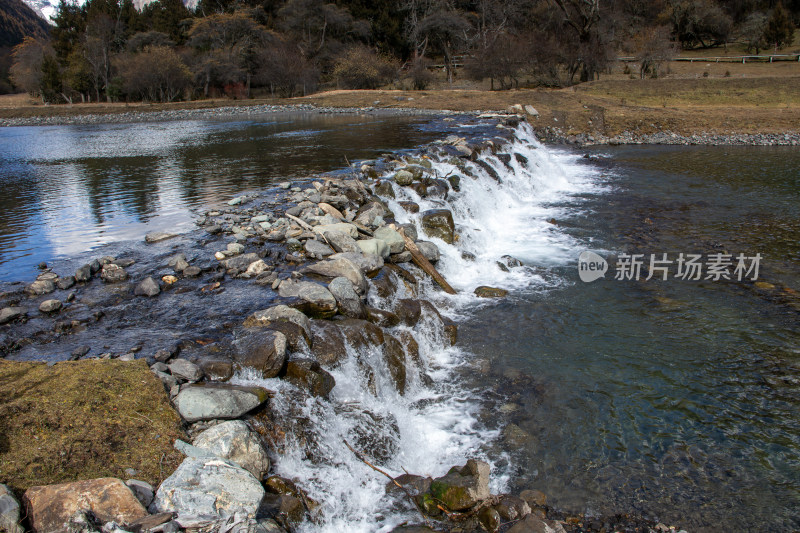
[421,209,455,244]
[329,252,383,275]
[501,255,523,268]
[56,276,76,290]
[134,277,160,297]
[38,299,62,313]
[284,359,335,398]
[309,320,348,367]
[385,474,432,497]
[447,175,461,192]
[355,202,389,227]
[474,286,508,298]
[507,514,567,533]
[197,359,234,382]
[23,478,148,533]
[168,359,204,382]
[193,420,270,480]
[336,318,385,349]
[173,384,269,422]
[101,264,129,283]
[0,307,25,325]
[233,330,287,378]
[265,321,311,352]
[374,181,395,198]
[519,489,547,508]
[0,483,23,533]
[394,299,422,326]
[304,239,334,259]
[125,480,154,508]
[243,305,311,339]
[25,280,55,296]
[479,507,501,532]
[426,179,449,199]
[328,277,366,319]
[223,253,261,271]
[373,226,405,254]
[151,457,264,518]
[303,257,367,295]
[429,459,491,511]
[257,494,305,531]
[75,265,92,282]
[390,527,437,533]
[415,241,440,263]
[366,307,401,328]
[145,232,177,244]
[383,335,407,394]
[168,253,188,270]
[442,317,458,346]
[398,201,419,213]
[278,280,337,319]
[394,170,414,186]
[495,495,531,521]
[395,330,420,365]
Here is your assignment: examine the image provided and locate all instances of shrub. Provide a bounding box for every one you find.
[333,46,397,90]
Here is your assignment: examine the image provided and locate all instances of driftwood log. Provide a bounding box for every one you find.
[394,226,457,295]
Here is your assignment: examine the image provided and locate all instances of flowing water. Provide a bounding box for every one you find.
[1,116,798,532]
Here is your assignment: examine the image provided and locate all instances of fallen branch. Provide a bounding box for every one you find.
[394,226,457,295]
[342,439,432,528]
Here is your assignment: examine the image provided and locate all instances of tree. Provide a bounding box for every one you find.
[116,45,190,101]
[629,26,677,78]
[762,2,795,49]
[549,0,614,82]
[254,39,319,96]
[332,44,396,89]
[739,11,768,53]
[667,0,733,48]
[466,32,528,90]
[127,30,174,52]
[9,37,48,96]
[417,8,470,84]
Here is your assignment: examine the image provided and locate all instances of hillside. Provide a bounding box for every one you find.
[0,0,49,48]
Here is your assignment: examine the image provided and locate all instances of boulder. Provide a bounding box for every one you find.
[38,299,62,313]
[243,305,311,339]
[398,201,419,213]
[145,232,177,244]
[383,335,407,394]
[373,181,395,198]
[357,239,390,259]
[263,321,310,352]
[373,226,405,254]
[0,484,23,533]
[0,307,25,325]
[335,318,384,350]
[394,170,414,186]
[415,241,440,263]
[151,457,264,518]
[329,252,383,275]
[309,320,348,367]
[75,265,92,282]
[494,495,531,521]
[197,359,234,382]
[507,514,567,533]
[318,230,360,254]
[355,202,389,227]
[25,280,55,296]
[394,299,422,327]
[192,420,270,480]
[233,330,287,378]
[23,478,147,533]
[366,307,401,328]
[421,209,455,244]
[134,277,160,297]
[168,359,204,382]
[524,105,539,117]
[278,280,337,319]
[284,359,335,398]
[429,460,491,511]
[101,264,128,283]
[474,286,508,298]
[328,277,366,319]
[223,253,261,271]
[125,480,154,509]
[314,223,358,239]
[304,239,334,259]
[303,257,367,295]
[56,277,76,290]
[173,384,269,422]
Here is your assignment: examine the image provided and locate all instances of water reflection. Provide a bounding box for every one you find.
[0,113,450,280]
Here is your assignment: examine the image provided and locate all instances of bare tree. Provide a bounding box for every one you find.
[117,45,191,102]
[549,0,613,82]
[417,8,470,84]
[629,26,678,78]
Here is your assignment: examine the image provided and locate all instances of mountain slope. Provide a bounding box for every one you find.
[0,0,50,48]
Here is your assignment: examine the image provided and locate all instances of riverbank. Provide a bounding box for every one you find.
[1,76,798,146]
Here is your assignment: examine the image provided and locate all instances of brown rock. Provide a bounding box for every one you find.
[335,318,384,350]
[366,307,401,328]
[383,335,407,394]
[310,320,348,367]
[394,299,422,327]
[233,330,287,378]
[23,478,147,533]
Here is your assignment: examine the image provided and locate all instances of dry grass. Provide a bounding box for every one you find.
[0,359,185,495]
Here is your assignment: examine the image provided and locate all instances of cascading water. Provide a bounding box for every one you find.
[232,120,603,532]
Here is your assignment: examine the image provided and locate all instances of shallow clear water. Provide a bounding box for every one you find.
[0,113,455,281]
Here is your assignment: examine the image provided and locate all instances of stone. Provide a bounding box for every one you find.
[173,384,269,422]
[197,359,234,382]
[479,507,501,532]
[329,252,383,275]
[420,209,455,244]
[25,280,55,296]
[383,335,407,393]
[303,257,367,295]
[474,286,508,298]
[125,480,154,508]
[506,514,567,533]
[245,260,269,277]
[124,512,174,533]
[134,277,160,297]
[495,495,531,521]
[233,330,287,378]
[258,494,305,531]
[75,265,92,282]
[23,478,147,533]
[366,307,401,328]
[304,239,334,259]
[145,232,177,244]
[182,266,202,277]
[223,253,261,271]
[429,459,491,511]
[101,264,129,283]
[284,359,335,398]
[38,299,62,313]
[243,305,311,340]
[278,280,337,319]
[519,489,547,508]
[397,201,419,213]
[357,239,390,259]
[0,484,23,533]
[373,226,405,254]
[167,253,187,269]
[394,299,422,327]
[394,170,414,186]
[328,277,366,319]
[415,241,440,263]
[168,359,204,382]
[373,180,394,198]
[314,223,358,239]
[524,105,539,117]
[192,420,270,480]
[319,230,360,253]
[151,457,264,518]
[56,276,76,290]
[309,320,348,367]
[227,242,245,255]
[336,318,385,350]
[0,307,25,325]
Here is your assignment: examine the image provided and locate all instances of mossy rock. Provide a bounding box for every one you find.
[474,286,508,298]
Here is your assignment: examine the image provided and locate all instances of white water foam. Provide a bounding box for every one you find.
[232,121,603,532]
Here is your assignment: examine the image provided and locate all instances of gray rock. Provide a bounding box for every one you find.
[389,251,412,263]
[421,209,455,244]
[314,223,358,239]
[183,266,202,277]
[101,264,129,283]
[151,457,265,518]
[302,257,367,295]
[75,265,92,282]
[233,330,287,378]
[278,280,337,318]
[415,241,440,263]
[153,370,178,392]
[397,223,417,241]
[0,307,25,325]
[173,384,269,422]
[304,239,334,259]
[430,459,491,511]
[167,253,187,269]
[0,483,23,533]
[168,359,204,382]
[524,105,539,117]
[56,276,76,290]
[319,230,360,254]
[145,232,178,244]
[506,514,567,533]
[223,253,261,271]
[25,279,55,296]
[226,242,245,255]
[394,170,414,186]
[38,299,62,313]
[243,305,310,339]
[330,252,383,275]
[328,277,366,319]
[373,226,405,254]
[192,420,270,479]
[357,239,390,259]
[125,480,154,508]
[134,277,161,297]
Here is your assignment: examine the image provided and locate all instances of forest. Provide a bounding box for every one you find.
[4,0,799,103]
